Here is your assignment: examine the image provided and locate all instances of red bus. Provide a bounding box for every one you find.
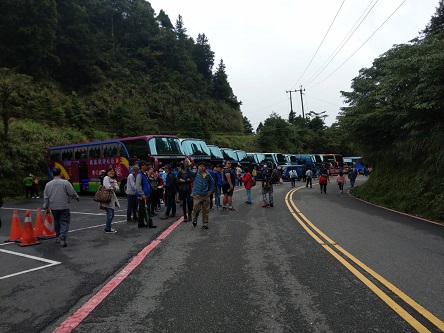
[47,135,185,193]
[322,154,344,174]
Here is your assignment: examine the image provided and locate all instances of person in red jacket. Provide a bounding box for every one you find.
[241,167,253,204]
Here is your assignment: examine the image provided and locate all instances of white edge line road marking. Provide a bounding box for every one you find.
[0,248,61,280]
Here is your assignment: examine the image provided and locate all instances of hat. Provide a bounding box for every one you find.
[197,161,206,166]
[164,164,171,170]
[139,160,148,166]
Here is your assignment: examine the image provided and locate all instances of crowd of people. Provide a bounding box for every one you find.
[36,160,363,247]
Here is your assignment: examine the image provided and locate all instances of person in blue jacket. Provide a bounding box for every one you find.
[136,161,156,228]
[186,159,215,229]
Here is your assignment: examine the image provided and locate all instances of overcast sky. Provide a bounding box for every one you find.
[148,0,439,128]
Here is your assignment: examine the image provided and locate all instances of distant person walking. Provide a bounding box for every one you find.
[213,165,223,208]
[319,169,330,194]
[241,167,253,204]
[136,161,156,228]
[289,169,297,188]
[177,163,193,222]
[32,175,40,198]
[125,166,139,222]
[161,164,177,219]
[348,168,358,187]
[23,174,34,199]
[305,169,313,188]
[261,162,277,207]
[101,168,120,233]
[336,171,346,193]
[43,167,79,247]
[222,161,235,211]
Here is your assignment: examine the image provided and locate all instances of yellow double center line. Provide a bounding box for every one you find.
[285,187,444,333]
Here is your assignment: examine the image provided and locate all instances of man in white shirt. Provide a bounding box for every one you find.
[305,169,313,188]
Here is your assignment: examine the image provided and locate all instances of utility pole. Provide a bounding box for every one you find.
[295,85,306,120]
[286,90,297,123]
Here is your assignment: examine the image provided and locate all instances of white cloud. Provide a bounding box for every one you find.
[148,0,439,127]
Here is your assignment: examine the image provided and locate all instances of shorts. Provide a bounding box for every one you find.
[222,184,233,196]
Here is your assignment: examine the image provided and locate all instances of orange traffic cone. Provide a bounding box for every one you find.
[4,210,23,243]
[40,210,56,239]
[18,210,40,247]
[34,208,44,238]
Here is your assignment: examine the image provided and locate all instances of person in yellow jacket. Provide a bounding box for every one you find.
[23,174,34,199]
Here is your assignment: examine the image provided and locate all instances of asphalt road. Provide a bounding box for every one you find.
[0,176,443,333]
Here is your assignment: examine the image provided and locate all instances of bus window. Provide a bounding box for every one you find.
[74,147,87,160]
[50,150,61,161]
[61,149,73,160]
[150,137,182,155]
[123,139,149,159]
[88,145,100,158]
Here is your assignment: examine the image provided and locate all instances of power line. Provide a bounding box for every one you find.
[303,0,379,87]
[290,0,347,89]
[307,0,407,89]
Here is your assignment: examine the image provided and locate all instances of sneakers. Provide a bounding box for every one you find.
[245,201,252,204]
[192,220,197,227]
[228,207,235,211]
[104,229,117,233]
[183,215,189,222]
[60,238,67,247]
[202,225,208,229]
[160,215,169,220]
[269,204,274,207]
[261,203,270,207]
[222,206,227,210]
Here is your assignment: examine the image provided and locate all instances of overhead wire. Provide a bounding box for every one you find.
[290,0,347,89]
[303,0,379,87]
[306,0,407,89]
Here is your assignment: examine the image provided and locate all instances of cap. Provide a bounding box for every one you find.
[139,160,148,166]
[198,161,206,166]
[164,164,171,170]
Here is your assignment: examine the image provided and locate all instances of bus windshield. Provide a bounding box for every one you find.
[148,137,182,155]
[235,150,248,162]
[181,139,211,156]
[221,148,238,161]
[275,153,286,164]
[255,153,267,164]
[208,146,224,159]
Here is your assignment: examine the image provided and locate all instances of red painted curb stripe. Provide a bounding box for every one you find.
[53,217,184,333]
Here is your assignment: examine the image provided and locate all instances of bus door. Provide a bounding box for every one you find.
[78,161,89,193]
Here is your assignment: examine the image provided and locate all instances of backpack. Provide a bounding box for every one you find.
[319,174,328,184]
[289,170,296,179]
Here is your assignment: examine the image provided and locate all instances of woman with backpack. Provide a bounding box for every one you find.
[336,171,346,193]
[318,169,330,194]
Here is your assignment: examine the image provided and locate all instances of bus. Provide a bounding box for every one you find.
[322,153,344,174]
[284,154,298,164]
[47,135,185,194]
[247,152,267,166]
[207,144,224,166]
[234,149,252,170]
[179,138,212,165]
[264,153,286,166]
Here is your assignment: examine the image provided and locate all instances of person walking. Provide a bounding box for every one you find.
[147,167,159,217]
[125,165,139,222]
[348,168,358,187]
[177,163,193,222]
[187,160,215,229]
[305,168,313,188]
[319,169,330,194]
[213,165,223,208]
[289,168,297,188]
[336,171,346,193]
[32,175,40,198]
[261,162,277,207]
[241,167,253,204]
[161,164,177,219]
[101,168,120,233]
[222,161,235,211]
[136,161,156,228]
[23,174,34,199]
[42,167,79,247]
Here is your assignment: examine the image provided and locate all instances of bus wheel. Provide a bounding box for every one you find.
[119,179,127,195]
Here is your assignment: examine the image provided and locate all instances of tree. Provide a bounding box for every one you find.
[175,15,187,40]
[157,9,174,29]
[256,113,297,152]
[0,68,33,141]
[422,0,444,36]
[193,33,215,80]
[243,116,254,134]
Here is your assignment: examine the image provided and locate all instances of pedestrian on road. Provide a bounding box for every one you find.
[261,162,277,207]
[136,161,156,228]
[289,169,297,188]
[222,161,235,211]
[32,175,40,198]
[23,174,34,199]
[101,168,120,233]
[213,164,223,208]
[241,167,253,204]
[43,167,79,247]
[126,165,139,222]
[187,160,215,229]
[161,164,177,219]
[305,169,313,188]
[336,171,346,193]
[319,169,330,194]
[348,168,358,187]
[177,163,193,222]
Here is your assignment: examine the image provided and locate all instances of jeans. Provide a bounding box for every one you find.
[350,178,356,187]
[127,194,138,220]
[246,188,252,203]
[215,186,221,206]
[290,178,296,187]
[165,192,176,216]
[306,177,312,188]
[52,209,71,240]
[104,208,114,231]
